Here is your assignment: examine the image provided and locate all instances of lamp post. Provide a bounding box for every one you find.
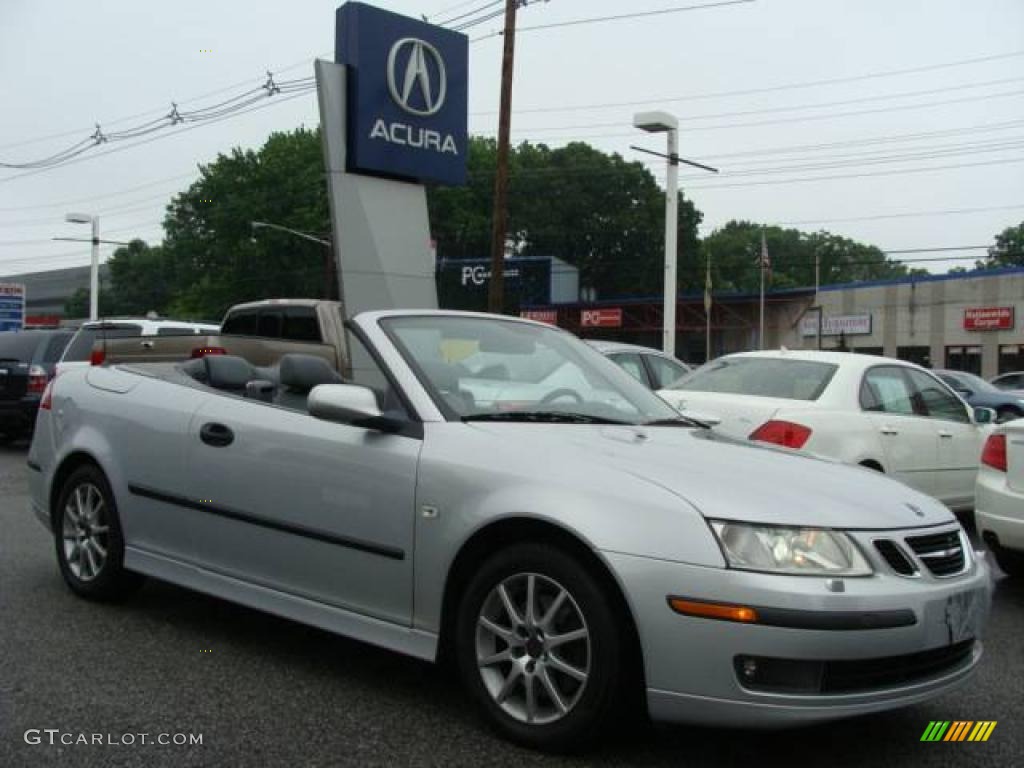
[633,112,679,356]
[65,213,99,321]
[250,221,335,300]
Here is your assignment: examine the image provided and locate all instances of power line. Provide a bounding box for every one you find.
[775,204,1024,227]
[471,48,1024,115]
[493,76,1024,134]
[431,0,503,26]
[0,86,316,186]
[0,172,195,214]
[472,0,756,41]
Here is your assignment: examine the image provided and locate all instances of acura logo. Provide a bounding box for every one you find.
[387,38,447,117]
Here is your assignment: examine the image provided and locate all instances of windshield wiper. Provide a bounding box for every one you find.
[642,416,711,429]
[463,411,634,425]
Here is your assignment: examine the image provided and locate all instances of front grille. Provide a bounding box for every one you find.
[821,640,974,693]
[874,539,918,576]
[735,640,975,694]
[906,530,966,577]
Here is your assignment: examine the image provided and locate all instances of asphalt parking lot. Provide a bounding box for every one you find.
[0,442,1020,768]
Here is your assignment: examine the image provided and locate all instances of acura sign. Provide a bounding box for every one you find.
[336,2,468,185]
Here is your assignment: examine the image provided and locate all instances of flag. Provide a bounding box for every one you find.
[704,253,712,315]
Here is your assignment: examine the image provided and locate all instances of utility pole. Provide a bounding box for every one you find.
[487,0,519,314]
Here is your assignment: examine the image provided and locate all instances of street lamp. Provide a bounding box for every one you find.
[633,111,679,356]
[250,221,336,300]
[65,212,99,321]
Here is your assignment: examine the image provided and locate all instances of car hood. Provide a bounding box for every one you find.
[467,423,954,530]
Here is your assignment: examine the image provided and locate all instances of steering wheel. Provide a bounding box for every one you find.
[539,387,584,406]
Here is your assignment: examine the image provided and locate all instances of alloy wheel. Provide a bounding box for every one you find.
[61,482,110,582]
[475,572,591,725]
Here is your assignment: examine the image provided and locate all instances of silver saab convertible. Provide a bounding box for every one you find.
[27,310,991,751]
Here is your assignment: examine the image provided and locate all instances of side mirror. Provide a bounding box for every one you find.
[973,406,996,425]
[308,384,403,432]
[957,388,974,399]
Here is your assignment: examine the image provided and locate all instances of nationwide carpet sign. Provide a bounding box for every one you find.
[336,2,468,185]
[963,306,1014,331]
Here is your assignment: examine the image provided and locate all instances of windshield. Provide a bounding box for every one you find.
[381,315,681,424]
[669,356,838,400]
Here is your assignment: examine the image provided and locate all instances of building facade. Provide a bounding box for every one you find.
[522,266,1024,377]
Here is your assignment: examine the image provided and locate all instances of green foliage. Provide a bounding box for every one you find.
[700,221,920,294]
[981,221,1024,268]
[429,138,702,301]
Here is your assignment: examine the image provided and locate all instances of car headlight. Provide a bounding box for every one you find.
[710,520,872,576]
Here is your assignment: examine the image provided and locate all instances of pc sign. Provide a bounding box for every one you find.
[0,283,26,332]
[336,2,468,185]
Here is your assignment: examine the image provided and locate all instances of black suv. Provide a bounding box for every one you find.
[0,330,73,443]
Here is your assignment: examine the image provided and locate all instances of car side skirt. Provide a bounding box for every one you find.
[124,547,438,662]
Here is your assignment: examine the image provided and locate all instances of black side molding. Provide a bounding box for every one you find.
[128,484,405,561]
[26,460,42,472]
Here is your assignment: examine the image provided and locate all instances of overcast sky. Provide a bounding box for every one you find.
[1,0,1023,280]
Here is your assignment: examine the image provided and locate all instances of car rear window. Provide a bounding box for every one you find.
[63,324,143,362]
[673,357,838,400]
[0,332,43,362]
[42,332,73,363]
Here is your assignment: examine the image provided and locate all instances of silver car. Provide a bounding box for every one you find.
[27,310,991,751]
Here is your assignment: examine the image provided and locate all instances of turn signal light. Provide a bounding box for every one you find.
[191,346,228,358]
[749,419,812,449]
[981,434,1007,472]
[668,597,759,624]
[90,348,105,366]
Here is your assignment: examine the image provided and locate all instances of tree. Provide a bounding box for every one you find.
[63,239,170,318]
[700,221,919,294]
[159,127,330,319]
[429,138,702,302]
[981,221,1024,268]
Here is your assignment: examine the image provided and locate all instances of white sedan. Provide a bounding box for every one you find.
[976,419,1024,577]
[658,350,995,511]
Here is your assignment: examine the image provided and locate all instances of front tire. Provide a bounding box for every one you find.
[992,545,1024,578]
[53,464,144,600]
[455,542,629,752]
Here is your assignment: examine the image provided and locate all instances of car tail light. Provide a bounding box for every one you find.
[749,419,813,449]
[981,434,1007,472]
[90,347,105,366]
[191,346,228,358]
[39,379,54,410]
[27,364,48,394]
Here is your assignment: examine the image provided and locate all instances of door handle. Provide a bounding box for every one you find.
[879,425,899,435]
[141,340,154,349]
[199,422,234,447]
[938,430,953,438]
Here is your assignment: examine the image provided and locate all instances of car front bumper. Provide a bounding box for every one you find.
[604,539,991,728]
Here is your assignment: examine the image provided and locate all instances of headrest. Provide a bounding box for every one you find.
[204,355,257,391]
[279,354,343,393]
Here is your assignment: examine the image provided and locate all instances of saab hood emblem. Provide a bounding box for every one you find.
[387,38,447,117]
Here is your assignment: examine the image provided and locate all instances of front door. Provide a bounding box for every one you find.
[906,368,982,509]
[860,365,939,498]
[183,393,421,626]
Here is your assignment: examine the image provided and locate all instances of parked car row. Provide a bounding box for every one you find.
[26,310,992,751]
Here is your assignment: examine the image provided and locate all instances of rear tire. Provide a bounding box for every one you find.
[455,542,630,752]
[53,464,144,600]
